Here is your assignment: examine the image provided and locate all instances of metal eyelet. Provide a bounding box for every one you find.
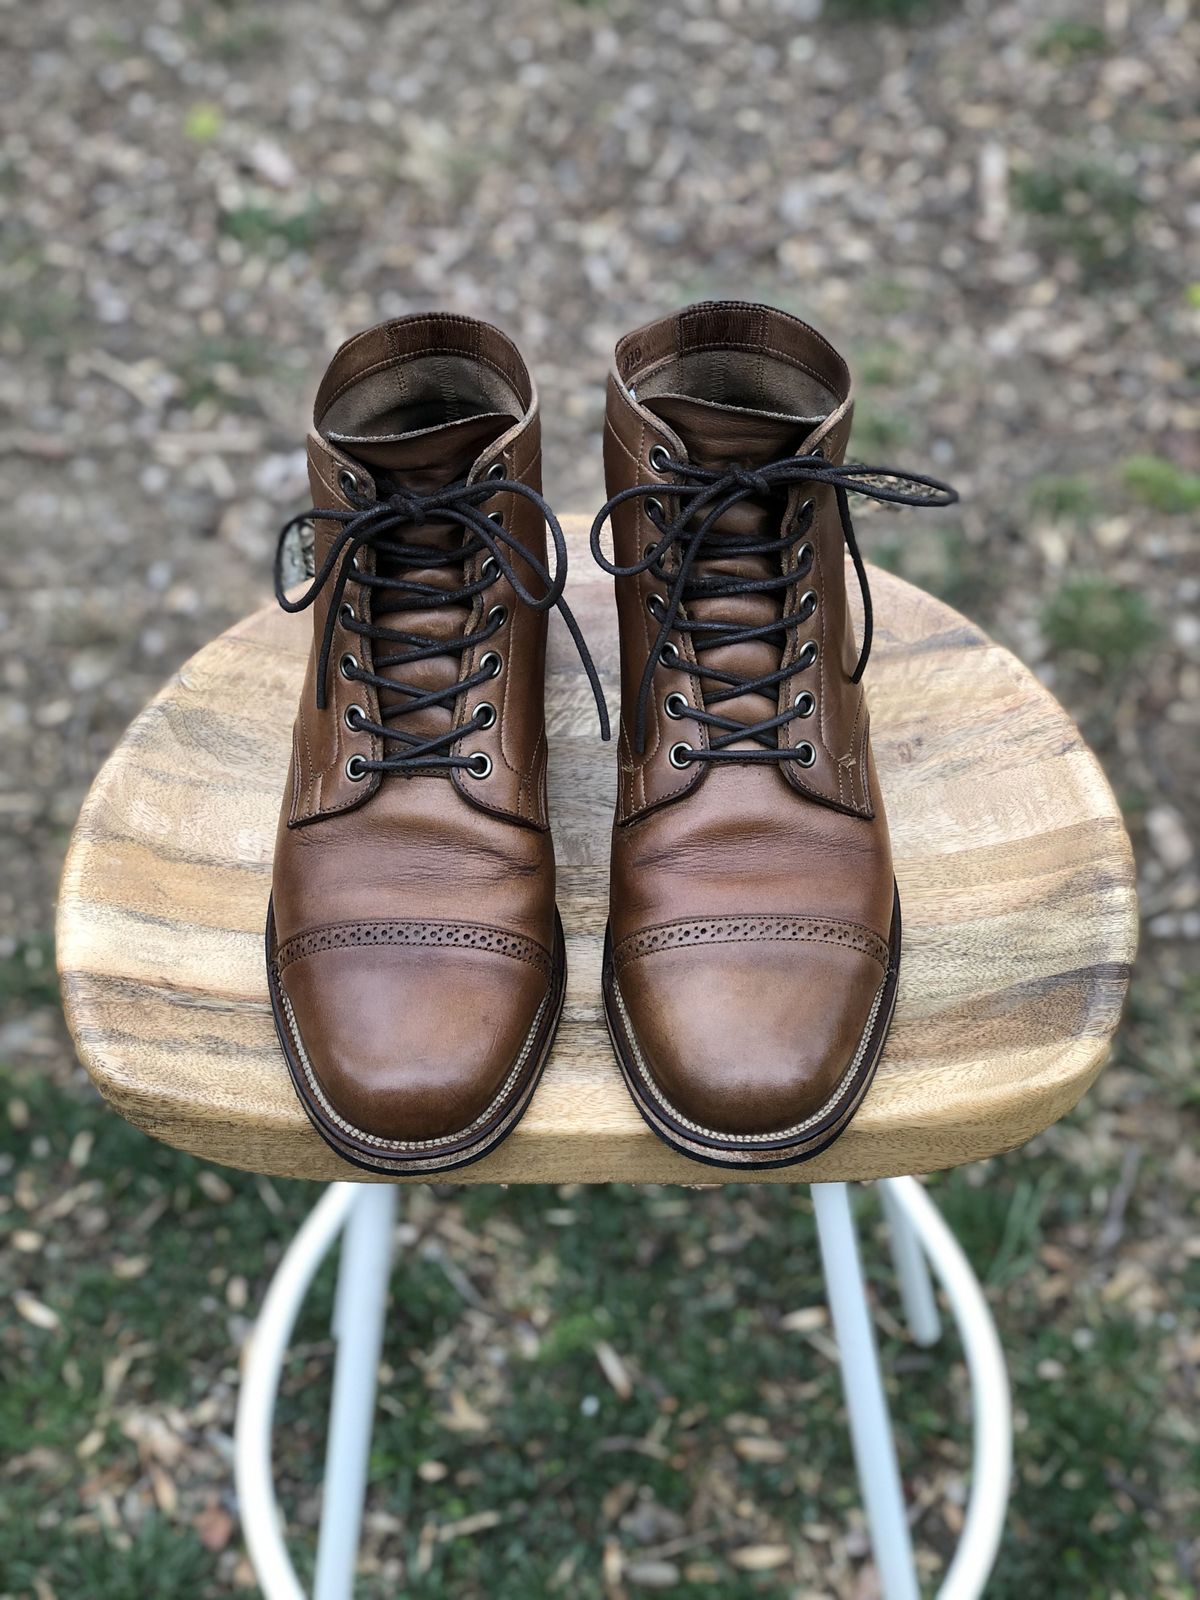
[340,654,358,680]
[795,742,817,768]
[338,468,360,497]
[466,751,493,779]
[474,701,497,730]
[479,651,503,679]
[487,604,507,628]
[796,640,819,671]
[795,541,814,574]
[349,556,362,576]
[344,703,367,732]
[489,510,504,525]
[793,690,816,718]
[649,444,672,473]
[480,554,498,581]
[668,742,693,769]
[799,497,815,519]
[339,602,356,625]
[798,589,818,621]
[486,460,505,481]
[646,593,666,620]
[645,497,665,523]
[660,641,680,667]
[664,692,688,720]
[345,754,368,781]
[643,541,658,562]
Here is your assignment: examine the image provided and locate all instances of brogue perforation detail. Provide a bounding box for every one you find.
[275,920,554,979]
[612,915,890,975]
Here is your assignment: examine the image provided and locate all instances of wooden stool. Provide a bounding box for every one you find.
[57,520,1136,1600]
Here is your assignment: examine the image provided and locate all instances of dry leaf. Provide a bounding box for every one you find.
[194,1503,235,1552]
[594,1340,634,1401]
[197,1171,234,1203]
[780,1307,828,1333]
[733,1436,788,1463]
[441,1389,489,1434]
[729,1544,792,1572]
[14,1293,60,1331]
[438,1509,502,1541]
[625,1558,680,1588]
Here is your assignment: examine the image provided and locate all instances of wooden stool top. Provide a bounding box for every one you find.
[57,518,1137,1185]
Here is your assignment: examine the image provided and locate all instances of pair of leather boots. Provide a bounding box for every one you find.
[267,302,955,1175]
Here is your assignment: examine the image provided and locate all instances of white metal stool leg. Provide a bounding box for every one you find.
[236,1178,1008,1600]
[236,1183,358,1600]
[812,1181,921,1600]
[313,1183,397,1600]
[881,1181,943,1348]
[881,1178,1011,1600]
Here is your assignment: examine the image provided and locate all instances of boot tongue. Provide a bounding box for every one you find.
[328,411,516,492]
[644,393,821,473]
[327,410,518,754]
[643,393,826,745]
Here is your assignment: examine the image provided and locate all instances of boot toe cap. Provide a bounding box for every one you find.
[274,927,556,1152]
[612,922,892,1145]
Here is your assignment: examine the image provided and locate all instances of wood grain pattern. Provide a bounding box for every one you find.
[56,518,1138,1184]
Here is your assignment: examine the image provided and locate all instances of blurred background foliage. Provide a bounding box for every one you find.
[1,0,1197,1595]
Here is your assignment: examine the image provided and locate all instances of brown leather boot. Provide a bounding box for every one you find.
[268,314,605,1175]
[592,301,956,1168]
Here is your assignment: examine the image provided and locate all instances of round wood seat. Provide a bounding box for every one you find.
[56,518,1137,1185]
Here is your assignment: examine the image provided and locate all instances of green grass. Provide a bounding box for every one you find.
[824,0,950,18]
[220,200,325,255]
[1040,578,1160,678]
[1028,474,1099,525]
[1121,456,1200,516]
[0,933,59,1008]
[1013,159,1144,283]
[1034,20,1109,59]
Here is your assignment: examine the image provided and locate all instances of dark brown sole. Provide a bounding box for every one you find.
[601,883,902,1171]
[266,901,566,1177]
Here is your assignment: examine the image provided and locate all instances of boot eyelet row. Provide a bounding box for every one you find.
[795,742,817,768]
[479,651,503,679]
[340,654,358,680]
[664,692,688,720]
[796,541,814,574]
[647,593,666,620]
[474,701,497,730]
[793,690,816,719]
[345,754,368,782]
[649,444,672,473]
[668,742,693,769]
[797,589,818,622]
[345,703,367,732]
[796,640,818,671]
[488,604,507,628]
[645,497,665,523]
[485,460,506,481]
[466,751,493,779]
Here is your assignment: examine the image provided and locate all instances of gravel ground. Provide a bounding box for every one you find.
[1,0,1198,1596]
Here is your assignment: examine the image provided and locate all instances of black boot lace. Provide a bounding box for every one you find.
[591,452,957,762]
[276,471,610,776]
